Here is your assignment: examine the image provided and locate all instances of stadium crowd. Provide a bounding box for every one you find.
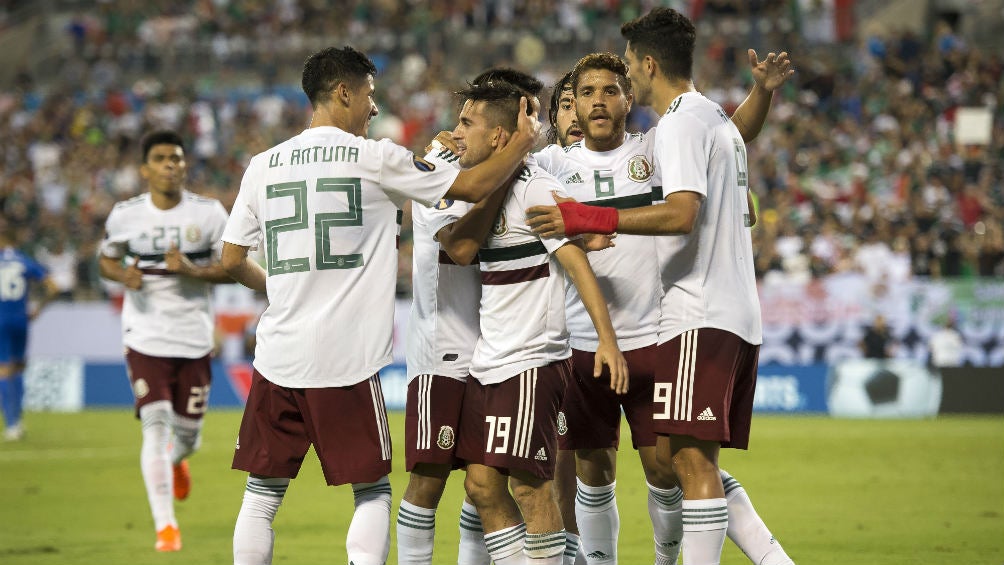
[0,0,1001,299]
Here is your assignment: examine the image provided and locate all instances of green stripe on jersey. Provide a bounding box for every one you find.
[582,191,655,210]
[479,240,547,262]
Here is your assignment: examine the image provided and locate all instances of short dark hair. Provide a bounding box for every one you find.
[547,71,573,145]
[455,80,531,133]
[301,46,377,107]
[570,52,632,94]
[471,67,543,97]
[620,7,696,81]
[140,130,184,163]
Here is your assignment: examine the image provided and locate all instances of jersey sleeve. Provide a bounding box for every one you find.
[524,176,574,255]
[655,114,708,199]
[23,253,47,281]
[222,161,263,249]
[99,205,128,259]
[377,139,459,208]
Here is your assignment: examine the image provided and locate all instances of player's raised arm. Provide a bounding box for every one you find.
[730,49,794,143]
[553,241,629,394]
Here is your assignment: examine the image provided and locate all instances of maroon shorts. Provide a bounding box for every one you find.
[232,370,392,486]
[404,374,467,471]
[125,348,212,419]
[653,328,759,449]
[457,359,570,480]
[559,345,659,451]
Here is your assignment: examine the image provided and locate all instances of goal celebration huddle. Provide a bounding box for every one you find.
[100,7,797,565]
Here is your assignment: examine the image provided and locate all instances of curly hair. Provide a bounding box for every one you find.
[569,52,632,94]
[301,46,377,107]
[620,7,696,81]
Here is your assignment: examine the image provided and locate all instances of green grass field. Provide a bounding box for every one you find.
[1,411,1001,565]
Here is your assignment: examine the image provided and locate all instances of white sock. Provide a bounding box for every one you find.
[574,479,618,564]
[234,476,288,565]
[170,412,203,465]
[525,530,566,564]
[347,477,392,565]
[139,401,175,531]
[647,482,683,565]
[458,500,491,565]
[721,470,794,565]
[484,523,526,565]
[563,532,581,565]
[681,498,728,565]
[396,499,436,564]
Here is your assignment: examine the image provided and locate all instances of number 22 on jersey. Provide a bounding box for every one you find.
[265,177,364,275]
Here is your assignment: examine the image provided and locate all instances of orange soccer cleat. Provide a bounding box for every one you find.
[155,525,182,552]
[173,460,191,501]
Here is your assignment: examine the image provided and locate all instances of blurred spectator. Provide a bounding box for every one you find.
[928,317,965,369]
[860,314,894,359]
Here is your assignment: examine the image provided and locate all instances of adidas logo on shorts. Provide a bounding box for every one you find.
[534,447,548,461]
[565,172,584,184]
[697,407,717,421]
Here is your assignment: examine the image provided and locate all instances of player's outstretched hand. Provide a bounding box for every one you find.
[749,49,794,92]
[165,243,194,276]
[124,256,143,290]
[595,341,629,395]
[526,190,573,238]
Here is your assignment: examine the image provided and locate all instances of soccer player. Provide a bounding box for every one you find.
[525,9,795,565]
[450,79,628,565]
[532,50,795,565]
[98,130,233,552]
[398,67,544,565]
[221,46,539,565]
[0,225,58,441]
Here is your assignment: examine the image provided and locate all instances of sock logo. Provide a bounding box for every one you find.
[587,551,609,559]
[697,407,716,421]
[534,447,548,461]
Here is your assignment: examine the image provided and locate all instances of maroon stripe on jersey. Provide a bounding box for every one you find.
[139,268,176,276]
[481,263,549,285]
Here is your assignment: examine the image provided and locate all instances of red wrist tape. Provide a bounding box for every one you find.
[558,201,619,236]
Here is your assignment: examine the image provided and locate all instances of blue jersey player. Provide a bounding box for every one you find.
[0,226,57,441]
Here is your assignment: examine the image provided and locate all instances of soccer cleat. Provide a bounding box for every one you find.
[173,460,191,500]
[3,424,24,442]
[155,525,182,552]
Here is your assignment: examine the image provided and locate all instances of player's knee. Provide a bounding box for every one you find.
[670,446,717,479]
[509,476,551,510]
[463,472,494,507]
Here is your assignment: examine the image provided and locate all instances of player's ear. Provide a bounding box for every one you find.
[491,126,505,148]
[336,82,352,107]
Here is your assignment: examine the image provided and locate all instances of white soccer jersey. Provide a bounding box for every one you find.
[470,163,573,385]
[654,92,763,345]
[100,191,229,358]
[406,143,481,383]
[223,126,460,388]
[537,133,661,352]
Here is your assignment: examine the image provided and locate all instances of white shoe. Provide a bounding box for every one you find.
[4,423,24,441]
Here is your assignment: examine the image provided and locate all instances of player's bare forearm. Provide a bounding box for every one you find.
[187,263,236,284]
[438,181,511,265]
[221,243,266,292]
[731,82,772,143]
[99,254,143,289]
[616,192,702,236]
[747,191,758,227]
[554,243,628,393]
